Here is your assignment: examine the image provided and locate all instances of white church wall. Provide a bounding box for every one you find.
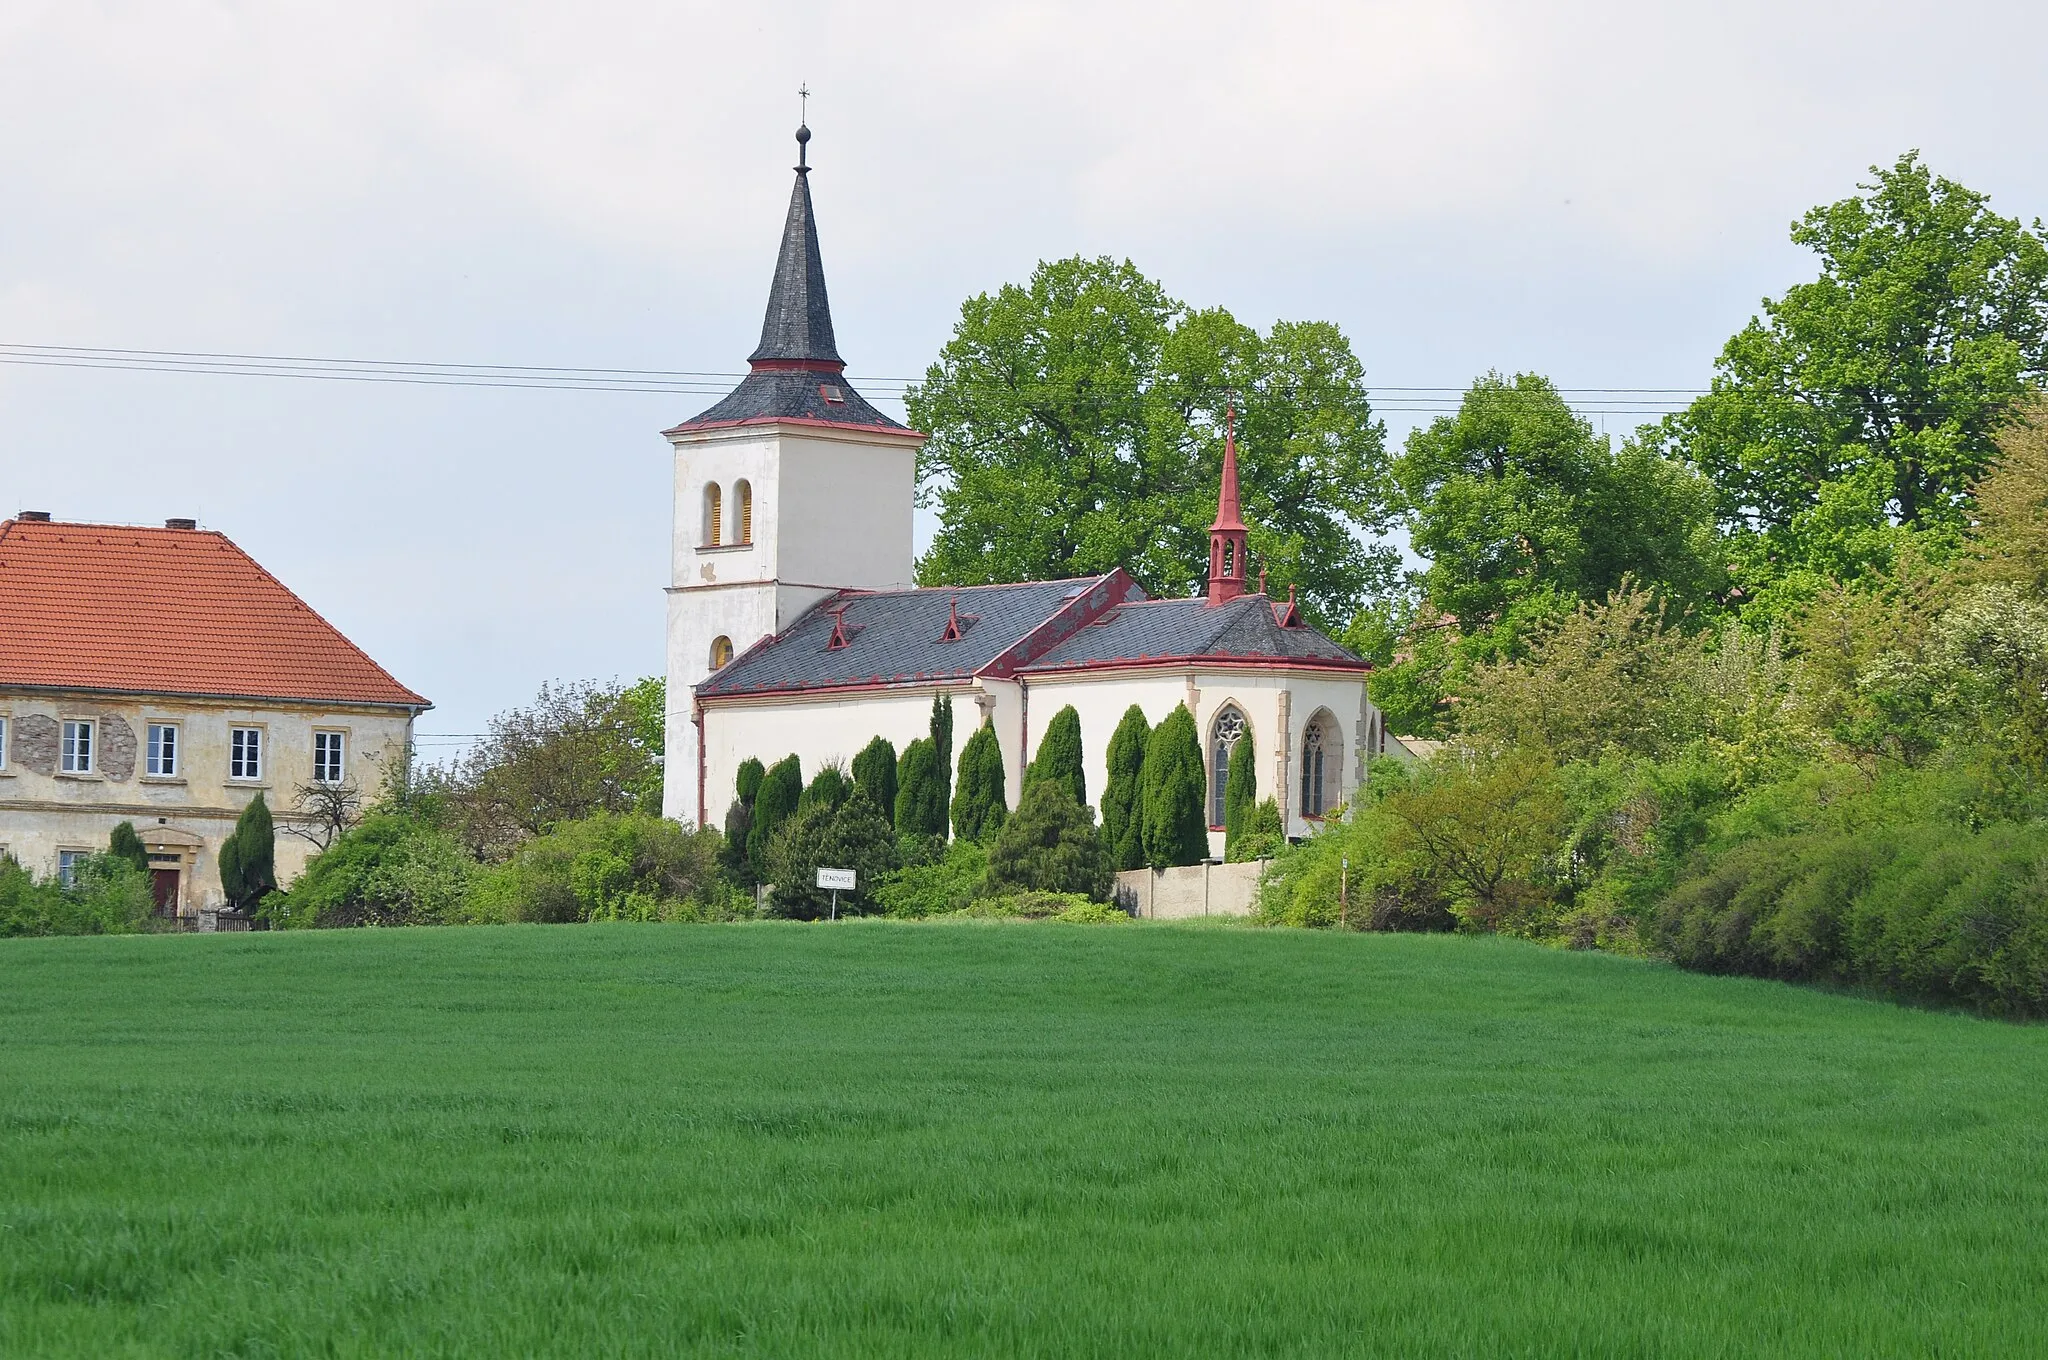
[699,685,973,826]
[1021,666,1376,853]
[669,430,780,587]
[777,432,919,591]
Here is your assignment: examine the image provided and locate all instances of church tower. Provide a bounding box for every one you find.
[661,124,924,825]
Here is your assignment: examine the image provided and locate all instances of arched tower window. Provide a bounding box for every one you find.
[1222,540,1235,578]
[709,635,734,670]
[1300,710,1341,818]
[735,480,753,545]
[1209,705,1248,828]
[703,483,723,547]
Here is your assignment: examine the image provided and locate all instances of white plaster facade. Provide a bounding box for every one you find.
[662,419,925,825]
[696,663,1391,855]
[0,688,416,915]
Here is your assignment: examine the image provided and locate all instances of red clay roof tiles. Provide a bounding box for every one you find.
[0,518,428,709]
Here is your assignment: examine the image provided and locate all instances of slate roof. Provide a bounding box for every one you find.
[1019,595,1366,673]
[696,573,1364,700]
[696,576,1130,697]
[667,130,911,437]
[0,517,430,709]
[749,150,840,366]
[672,368,906,433]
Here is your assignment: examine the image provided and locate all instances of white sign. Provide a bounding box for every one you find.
[816,867,856,891]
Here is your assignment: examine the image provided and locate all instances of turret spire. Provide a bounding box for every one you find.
[748,119,843,370]
[1207,404,1250,606]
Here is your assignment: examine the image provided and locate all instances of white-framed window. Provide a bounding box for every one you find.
[147,723,180,777]
[60,719,94,774]
[229,726,264,780]
[313,730,346,784]
[57,849,89,886]
[0,715,8,771]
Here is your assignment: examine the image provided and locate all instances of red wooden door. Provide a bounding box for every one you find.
[151,869,180,912]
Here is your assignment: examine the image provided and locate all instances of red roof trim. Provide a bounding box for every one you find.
[1017,653,1370,678]
[663,414,927,439]
[749,358,847,373]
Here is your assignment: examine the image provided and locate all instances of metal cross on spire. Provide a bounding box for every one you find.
[795,85,812,171]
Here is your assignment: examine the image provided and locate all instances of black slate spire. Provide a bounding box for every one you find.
[666,123,909,435]
[747,124,843,368]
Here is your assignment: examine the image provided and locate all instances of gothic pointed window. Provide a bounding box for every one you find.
[1300,711,1340,818]
[735,480,753,545]
[1209,706,1248,828]
[704,483,723,547]
[1223,540,1235,578]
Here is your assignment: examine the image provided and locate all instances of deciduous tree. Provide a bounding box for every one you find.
[909,256,1398,625]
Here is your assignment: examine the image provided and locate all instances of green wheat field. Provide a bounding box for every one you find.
[2,922,2045,1357]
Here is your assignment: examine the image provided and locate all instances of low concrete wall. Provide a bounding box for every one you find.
[1115,860,1268,920]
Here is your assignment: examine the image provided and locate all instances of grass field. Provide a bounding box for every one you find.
[2,922,2046,1357]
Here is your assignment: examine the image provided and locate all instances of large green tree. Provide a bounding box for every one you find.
[1367,373,1722,737]
[1662,152,2048,575]
[908,256,1398,625]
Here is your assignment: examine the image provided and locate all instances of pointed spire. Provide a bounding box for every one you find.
[1207,403,1250,606]
[748,122,844,369]
[1210,404,1247,534]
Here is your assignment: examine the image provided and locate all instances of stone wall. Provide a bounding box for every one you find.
[1114,860,1268,920]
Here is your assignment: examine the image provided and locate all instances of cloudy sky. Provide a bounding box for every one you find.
[4,1,2044,744]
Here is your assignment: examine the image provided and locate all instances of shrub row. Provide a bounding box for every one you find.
[1654,821,2048,1015]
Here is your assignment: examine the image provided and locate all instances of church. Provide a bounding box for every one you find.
[661,126,1394,855]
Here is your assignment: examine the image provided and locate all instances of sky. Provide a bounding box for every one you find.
[4,1,2045,747]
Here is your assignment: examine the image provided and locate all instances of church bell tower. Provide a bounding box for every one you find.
[660,123,924,825]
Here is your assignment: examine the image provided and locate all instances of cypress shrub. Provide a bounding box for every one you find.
[851,735,898,815]
[108,821,151,874]
[1026,705,1086,806]
[1222,732,1256,857]
[734,757,766,806]
[1141,706,1209,869]
[894,738,947,838]
[987,780,1112,900]
[931,693,955,817]
[952,722,1009,842]
[747,755,802,884]
[218,793,277,912]
[797,765,850,818]
[1228,797,1284,863]
[1100,705,1150,872]
[765,789,898,919]
[720,800,755,885]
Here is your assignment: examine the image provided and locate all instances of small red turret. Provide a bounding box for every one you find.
[1207,404,1250,606]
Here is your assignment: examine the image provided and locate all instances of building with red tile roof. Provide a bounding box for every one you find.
[0,513,428,922]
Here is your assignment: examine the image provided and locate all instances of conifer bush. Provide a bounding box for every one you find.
[765,789,898,919]
[1026,705,1086,806]
[987,781,1112,900]
[931,693,955,815]
[747,756,802,885]
[108,822,150,874]
[1100,704,1150,871]
[951,722,1009,842]
[797,764,850,818]
[1141,706,1209,868]
[1222,732,1256,857]
[218,793,277,913]
[851,736,898,816]
[734,757,765,806]
[894,738,947,839]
